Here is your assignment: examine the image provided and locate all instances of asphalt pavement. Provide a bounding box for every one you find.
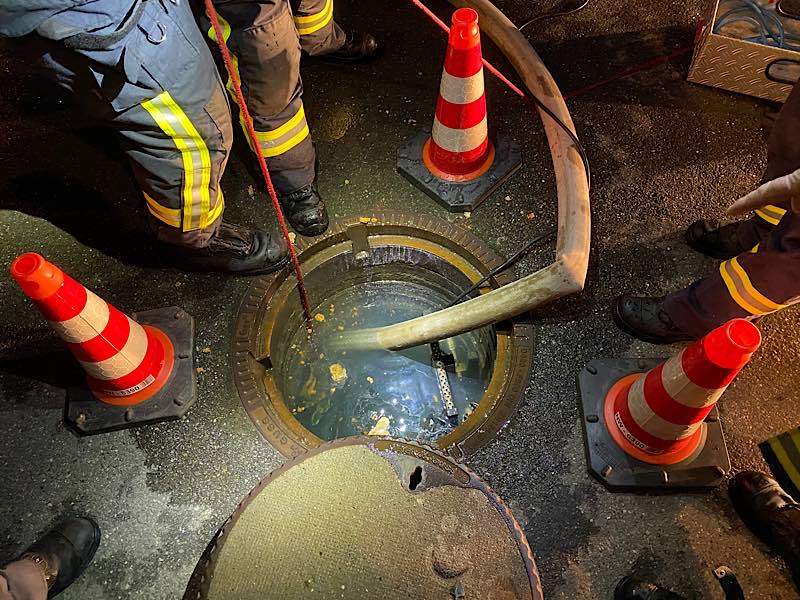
[1,0,798,598]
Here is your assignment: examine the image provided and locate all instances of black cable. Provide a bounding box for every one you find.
[515,0,593,190]
[525,93,592,190]
[446,228,557,308]
[518,0,591,32]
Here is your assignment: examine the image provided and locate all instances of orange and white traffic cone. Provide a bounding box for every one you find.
[397,8,521,212]
[10,252,196,434]
[579,319,761,491]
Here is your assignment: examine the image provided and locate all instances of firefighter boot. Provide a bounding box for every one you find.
[685,218,772,260]
[612,295,696,344]
[179,222,289,275]
[18,517,101,598]
[729,471,800,589]
[614,576,687,600]
[320,31,379,63]
[279,183,329,237]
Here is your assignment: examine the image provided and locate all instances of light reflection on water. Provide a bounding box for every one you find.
[278,280,495,441]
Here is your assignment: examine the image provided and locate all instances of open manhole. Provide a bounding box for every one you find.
[232,212,533,460]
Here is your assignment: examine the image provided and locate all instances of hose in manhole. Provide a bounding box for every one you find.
[232,212,533,460]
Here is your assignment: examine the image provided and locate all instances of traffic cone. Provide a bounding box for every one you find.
[10,252,197,434]
[579,319,761,491]
[397,8,521,212]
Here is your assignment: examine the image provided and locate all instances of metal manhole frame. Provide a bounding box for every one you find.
[184,437,544,600]
[232,211,534,461]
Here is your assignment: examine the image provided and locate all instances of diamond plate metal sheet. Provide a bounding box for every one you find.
[688,5,799,103]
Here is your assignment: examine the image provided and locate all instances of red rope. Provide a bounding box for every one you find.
[563,46,692,100]
[409,0,695,102]
[409,0,527,98]
[204,0,313,326]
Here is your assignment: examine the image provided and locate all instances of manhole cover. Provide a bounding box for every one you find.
[232,212,533,460]
[186,438,543,600]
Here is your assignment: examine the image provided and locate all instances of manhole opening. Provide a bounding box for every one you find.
[272,245,496,444]
[233,215,534,459]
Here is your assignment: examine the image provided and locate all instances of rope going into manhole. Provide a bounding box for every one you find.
[205,0,313,327]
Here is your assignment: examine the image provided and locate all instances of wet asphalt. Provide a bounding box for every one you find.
[1,0,799,598]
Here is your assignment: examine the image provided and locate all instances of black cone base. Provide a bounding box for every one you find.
[65,307,196,435]
[397,129,522,212]
[578,358,730,492]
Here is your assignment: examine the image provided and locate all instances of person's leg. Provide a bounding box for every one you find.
[760,427,800,501]
[686,80,800,259]
[615,208,800,342]
[0,559,47,600]
[38,0,287,273]
[209,0,328,236]
[290,0,345,55]
[0,518,100,600]
[730,470,800,589]
[662,209,800,338]
[289,0,377,61]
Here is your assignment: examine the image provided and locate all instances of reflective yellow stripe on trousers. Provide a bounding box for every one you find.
[141,92,213,231]
[767,429,800,493]
[719,255,787,315]
[207,14,310,158]
[248,105,310,158]
[755,204,787,226]
[206,13,239,101]
[294,0,334,35]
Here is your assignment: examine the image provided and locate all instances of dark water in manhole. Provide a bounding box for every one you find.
[278,277,496,442]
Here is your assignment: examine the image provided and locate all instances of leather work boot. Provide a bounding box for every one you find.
[19,517,101,598]
[685,218,767,260]
[614,576,687,600]
[319,31,379,63]
[729,471,800,588]
[612,295,696,344]
[278,183,329,237]
[178,222,289,275]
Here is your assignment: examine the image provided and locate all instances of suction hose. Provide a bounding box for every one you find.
[340,0,591,351]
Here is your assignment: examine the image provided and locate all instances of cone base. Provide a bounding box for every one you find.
[397,129,522,212]
[422,139,496,183]
[578,358,730,492]
[65,307,197,435]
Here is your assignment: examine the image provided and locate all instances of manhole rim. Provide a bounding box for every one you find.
[232,211,534,460]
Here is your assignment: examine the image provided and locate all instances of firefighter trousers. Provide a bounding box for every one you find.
[39,0,345,248]
[663,81,800,336]
[761,426,800,501]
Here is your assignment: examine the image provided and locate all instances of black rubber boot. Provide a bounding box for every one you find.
[318,31,379,63]
[685,218,770,260]
[614,576,687,600]
[20,517,101,598]
[177,222,289,275]
[278,183,329,237]
[612,295,697,344]
[730,471,800,589]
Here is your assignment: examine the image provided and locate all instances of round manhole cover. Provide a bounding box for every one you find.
[186,438,543,600]
[232,212,533,460]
